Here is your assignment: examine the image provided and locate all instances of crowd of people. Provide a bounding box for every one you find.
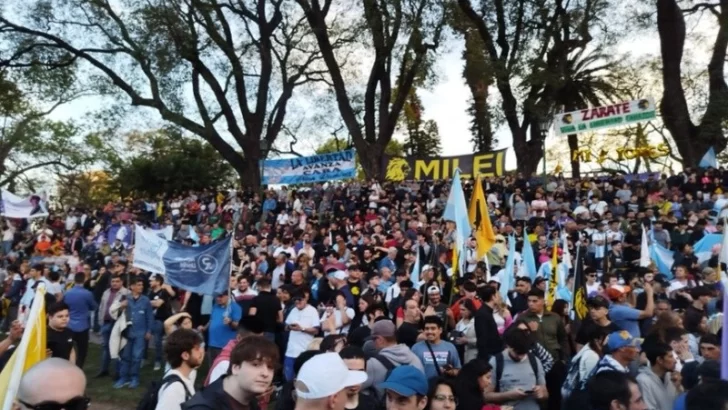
[2,169,728,410]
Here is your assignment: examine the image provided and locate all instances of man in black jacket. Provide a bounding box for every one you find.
[475,286,503,360]
[182,336,277,410]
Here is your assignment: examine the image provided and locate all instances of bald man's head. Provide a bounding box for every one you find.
[17,358,86,408]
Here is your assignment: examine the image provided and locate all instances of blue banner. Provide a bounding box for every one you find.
[260,150,357,185]
[133,225,231,295]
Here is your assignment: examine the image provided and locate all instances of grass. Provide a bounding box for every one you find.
[83,343,210,409]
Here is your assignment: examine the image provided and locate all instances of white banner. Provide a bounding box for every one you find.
[554,98,656,136]
[149,225,174,241]
[132,224,168,274]
[1,190,49,219]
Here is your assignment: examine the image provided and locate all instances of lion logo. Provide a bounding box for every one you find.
[638,99,650,110]
[562,113,573,124]
[385,157,410,181]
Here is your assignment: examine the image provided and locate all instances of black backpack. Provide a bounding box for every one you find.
[137,374,191,410]
[366,354,397,410]
[494,351,540,392]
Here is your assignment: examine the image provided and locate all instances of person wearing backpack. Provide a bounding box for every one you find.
[362,319,424,401]
[147,329,203,410]
[183,336,278,410]
[561,322,607,402]
[486,326,547,410]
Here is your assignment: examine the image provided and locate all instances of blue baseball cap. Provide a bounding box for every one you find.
[606,330,642,352]
[377,365,428,397]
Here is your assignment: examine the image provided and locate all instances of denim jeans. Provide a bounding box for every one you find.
[152,320,164,364]
[119,334,146,383]
[2,241,12,257]
[284,356,296,381]
[100,322,114,373]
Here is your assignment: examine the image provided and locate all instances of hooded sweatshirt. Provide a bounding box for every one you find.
[363,343,425,396]
[636,366,678,410]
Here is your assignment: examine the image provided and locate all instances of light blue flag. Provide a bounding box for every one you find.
[699,147,717,169]
[443,169,472,274]
[649,242,675,279]
[189,226,200,247]
[522,228,538,281]
[133,225,231,295]
[693,233,722,263]
[499,235,516,303]
[411,247,421,287]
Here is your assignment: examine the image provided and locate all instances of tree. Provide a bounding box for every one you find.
[0,0,345,189]
[0,73,89,188]
[94,129,235,197]
[549,50,619,178]
[656,0,728,166]
[457,0,610,175]
[55,170,117,209]
[450,7,495,151]
[295,0,446,180]
[315,136,404,179]
[400,89,442,157]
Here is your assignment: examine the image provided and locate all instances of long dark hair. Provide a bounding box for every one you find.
[454,359,493,409]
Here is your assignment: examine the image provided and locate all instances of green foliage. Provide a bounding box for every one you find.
[99,129,235,198]
[0,75,90,189]
[400,89,442,156]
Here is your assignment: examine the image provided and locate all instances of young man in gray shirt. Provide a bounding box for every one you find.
[486,326,547,410]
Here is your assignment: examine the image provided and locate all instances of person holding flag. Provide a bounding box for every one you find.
[443,169,472,303]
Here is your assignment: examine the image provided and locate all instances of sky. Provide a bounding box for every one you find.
[44,7,716,176]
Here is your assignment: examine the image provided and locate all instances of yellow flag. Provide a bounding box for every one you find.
[452,245,458,276]
[0,288,47,408]
[468,176,496,259]
[546,242,559,309]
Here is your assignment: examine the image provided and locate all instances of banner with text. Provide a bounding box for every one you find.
[554,98,657,136]
[261,150,357,185]
[0,190,49,219]
[133,225,231,295]
[381,149,507,181]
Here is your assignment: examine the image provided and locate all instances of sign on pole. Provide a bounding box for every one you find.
[554,98,656,136]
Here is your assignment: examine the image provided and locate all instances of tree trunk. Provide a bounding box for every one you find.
[657,0,728,166]
[567,133,581,179]
[358,143,387,181]
[239,157,262,190]
[514,126,544,176]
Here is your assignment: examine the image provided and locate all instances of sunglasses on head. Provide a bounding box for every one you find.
[18,396,90,410]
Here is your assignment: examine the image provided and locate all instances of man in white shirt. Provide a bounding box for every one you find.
[284,293,320,381]
[155,329,204,410]
[19,264,49,314]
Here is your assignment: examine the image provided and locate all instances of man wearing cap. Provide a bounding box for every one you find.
[363,320,424,399]
[590,331,642,377]
[284,292,320,381]
[576,296,619,349]
[293,352,368,410]
[328,270,355,308]
[202,292,242,365]
[607,282,654,338]
[377,365,429,410]
[422,285,454,330]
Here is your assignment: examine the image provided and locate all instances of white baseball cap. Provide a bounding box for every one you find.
[295,352,368,399]
[330,270,347,281]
